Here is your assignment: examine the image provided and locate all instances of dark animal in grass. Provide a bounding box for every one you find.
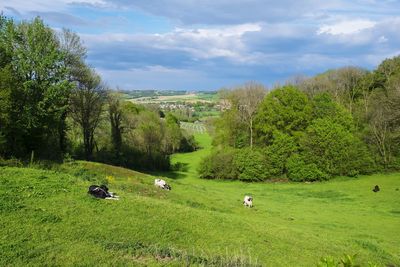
[88,185,119,200]
[372,185,380,193]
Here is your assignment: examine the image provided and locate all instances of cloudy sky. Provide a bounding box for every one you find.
[1,0,400,90]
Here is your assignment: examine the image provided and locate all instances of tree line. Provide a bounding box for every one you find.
[0,15,196,170]
[200,57,400,181]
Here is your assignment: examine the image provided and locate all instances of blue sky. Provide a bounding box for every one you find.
[2,0,400,90]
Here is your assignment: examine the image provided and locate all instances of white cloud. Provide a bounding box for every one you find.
[83,23,262,64]
[378,36,388,43]
[1,0,105,13]
[317,19,376,35]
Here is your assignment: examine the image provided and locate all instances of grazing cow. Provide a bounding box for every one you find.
[243,195,253,208]
[154,178,171,191]
[88,185,119,200]
[372,185,380,193]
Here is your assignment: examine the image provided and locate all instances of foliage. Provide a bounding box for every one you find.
[213,104,249,148]
[316,254,379,267]
[0,17,72,159]
[0,15,196,171]
[255,85,312,143]
[69,67,106,160]
[287,154,329,182]
[234,148,269,181]
[264,131,298,176]
[300,118,374,177]
[198,148,238,180]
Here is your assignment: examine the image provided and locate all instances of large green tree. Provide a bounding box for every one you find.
[0,17,72,159]
[255,85,312,143]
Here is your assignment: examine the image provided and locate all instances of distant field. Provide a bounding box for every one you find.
[1,134,399,266]
[130,92,219,104]
[180,122,206,133]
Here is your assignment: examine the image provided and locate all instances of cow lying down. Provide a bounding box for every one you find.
[154,179,171,190]
[243,195,253,208]
[88,185,119,200]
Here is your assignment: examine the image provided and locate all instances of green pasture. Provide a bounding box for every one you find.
[0,133,399,266]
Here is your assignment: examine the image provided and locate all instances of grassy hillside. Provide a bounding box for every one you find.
[1,134,399,266]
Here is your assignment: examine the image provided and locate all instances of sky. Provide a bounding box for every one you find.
[1,0,400,90]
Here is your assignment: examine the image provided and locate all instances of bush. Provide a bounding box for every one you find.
[264,131,298,176]
[234,148,269,181]
[287,154,329,182]
[198,149,238,180]
[0,157,23,167]
[300,118,374,177]
[179,134,198,152]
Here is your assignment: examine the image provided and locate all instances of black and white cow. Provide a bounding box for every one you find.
[88,185,119,200]
[154,179,171,191]
[243,195,253,208]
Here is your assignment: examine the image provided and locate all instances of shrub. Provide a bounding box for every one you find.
[0,157,23,167]
[179,134,198,152]
[300,118,374,177]
[287,154,329,182]
[264,131,298,176]
[234,148,269,181]
[198,149,238,180]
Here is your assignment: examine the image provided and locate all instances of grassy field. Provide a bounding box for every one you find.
[1,133,399,266]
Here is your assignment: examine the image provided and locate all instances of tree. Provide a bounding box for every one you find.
[107,92,124,157]
[298,67,366,113]
[213,82,266,149]
[57,28,87,81]
[1,17,72,159]
[300,118,373,176]
[365,89,399,168]
[234,82,266,148]
[255,85,312,143]
[164,113,182,154]
[69,67,105,160]
[213,105,248,148]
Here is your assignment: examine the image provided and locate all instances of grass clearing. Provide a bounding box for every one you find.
[1,133,399,266]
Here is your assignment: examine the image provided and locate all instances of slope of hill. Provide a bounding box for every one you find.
[1,134,399,266]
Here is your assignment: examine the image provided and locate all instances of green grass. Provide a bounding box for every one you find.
[1,133,399,266]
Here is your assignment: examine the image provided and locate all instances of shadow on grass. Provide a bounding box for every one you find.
[145,162,190,180]
[146,170,187,180]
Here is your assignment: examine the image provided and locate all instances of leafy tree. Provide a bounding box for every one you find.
[213,106,248,148]
[300,118,373,176]
[311,93,354,130]
[164,113,182,154]
[69,67,105,160]
[1,17,72,159]
[255,85,312,143]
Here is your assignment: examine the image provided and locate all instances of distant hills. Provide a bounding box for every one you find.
[117,89,217,99]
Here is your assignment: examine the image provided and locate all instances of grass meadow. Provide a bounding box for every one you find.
[0,133,399,266]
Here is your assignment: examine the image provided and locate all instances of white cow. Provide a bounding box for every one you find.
[243,195,253,208]
[154,179,171,190]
